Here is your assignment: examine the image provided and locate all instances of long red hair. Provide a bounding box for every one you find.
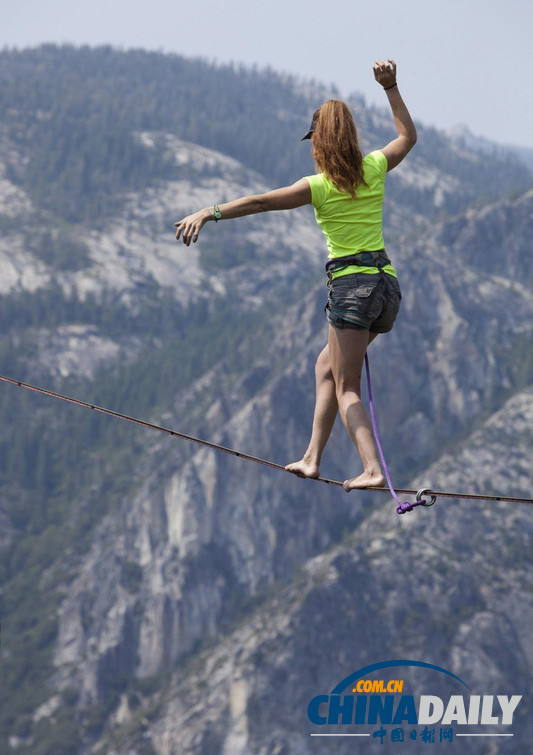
[311,100,365,198]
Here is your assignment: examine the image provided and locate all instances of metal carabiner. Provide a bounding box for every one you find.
[416,488,437,507]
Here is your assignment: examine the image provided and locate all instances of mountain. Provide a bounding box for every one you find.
[0,45,531,754]
[98,383,533,754]
[446,124,533,173]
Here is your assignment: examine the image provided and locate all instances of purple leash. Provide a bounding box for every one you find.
[364,353,436,514]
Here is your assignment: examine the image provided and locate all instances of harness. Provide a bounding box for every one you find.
[325,250,391,279]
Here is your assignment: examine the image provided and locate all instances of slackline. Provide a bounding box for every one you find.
[0,373,532,510]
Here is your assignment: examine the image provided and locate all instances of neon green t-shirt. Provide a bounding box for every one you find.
[305,150,396,278]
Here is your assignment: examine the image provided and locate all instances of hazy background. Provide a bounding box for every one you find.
[2,0,532,149]
[0,24,532,752]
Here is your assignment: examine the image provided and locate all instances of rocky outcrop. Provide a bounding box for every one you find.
[99,386,533,754]
[433,188,533,284]
[0,57,532,751]
[49,185,533,746]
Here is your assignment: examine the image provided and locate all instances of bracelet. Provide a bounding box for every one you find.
[384,83,398,91]
[206,206,217,222]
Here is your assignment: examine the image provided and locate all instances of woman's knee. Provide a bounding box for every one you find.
[315,347,333,382]
[335,377,362,402]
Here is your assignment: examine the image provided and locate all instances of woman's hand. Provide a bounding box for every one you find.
[373,59,397,89]
[174,208,211,246]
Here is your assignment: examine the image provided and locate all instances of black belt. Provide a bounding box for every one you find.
[325,250,391,278]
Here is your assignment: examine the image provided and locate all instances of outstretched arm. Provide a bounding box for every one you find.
[373,59,417,172]
[175,178,311,246]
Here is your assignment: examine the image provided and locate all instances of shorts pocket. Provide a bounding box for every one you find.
[329,274,379,309]
[345,284,374,298]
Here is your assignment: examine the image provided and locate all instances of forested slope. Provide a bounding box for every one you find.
[0,45,531,753]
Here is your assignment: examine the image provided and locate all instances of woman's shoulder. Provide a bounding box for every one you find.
[363,150,388,177]
[304,172,333,209]
[364,150,387,166]
[306,172,331,187]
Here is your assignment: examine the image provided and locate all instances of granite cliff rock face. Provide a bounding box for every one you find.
[0,71,532,752]
[89,388,533,755]
[45,180,533,752]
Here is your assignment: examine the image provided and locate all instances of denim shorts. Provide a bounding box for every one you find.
[325,272,402,333]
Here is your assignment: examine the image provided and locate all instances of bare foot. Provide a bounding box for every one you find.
[343,471,385,492]
[285,458,320,479]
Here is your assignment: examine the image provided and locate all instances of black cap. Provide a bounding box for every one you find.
[301,117,316,140]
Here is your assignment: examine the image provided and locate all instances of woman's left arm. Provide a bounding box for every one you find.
[175,178,311,246]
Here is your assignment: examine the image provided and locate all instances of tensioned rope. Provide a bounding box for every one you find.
[0,372,531,514]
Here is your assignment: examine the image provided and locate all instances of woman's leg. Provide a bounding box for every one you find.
[285,345,338,478]
[327,325,385,491]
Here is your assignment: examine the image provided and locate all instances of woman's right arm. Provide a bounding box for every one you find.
[373,59,417,172]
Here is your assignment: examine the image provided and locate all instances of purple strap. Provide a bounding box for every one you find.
[364,354,432,515]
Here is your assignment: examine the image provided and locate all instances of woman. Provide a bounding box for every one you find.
[175,60,417,492]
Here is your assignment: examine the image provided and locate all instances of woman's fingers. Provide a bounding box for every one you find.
[374,59,396,86]
[174,217,200,245]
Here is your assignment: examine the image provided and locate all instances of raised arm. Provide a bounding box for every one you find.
[373,59,417,172]
[175,179,311,246]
